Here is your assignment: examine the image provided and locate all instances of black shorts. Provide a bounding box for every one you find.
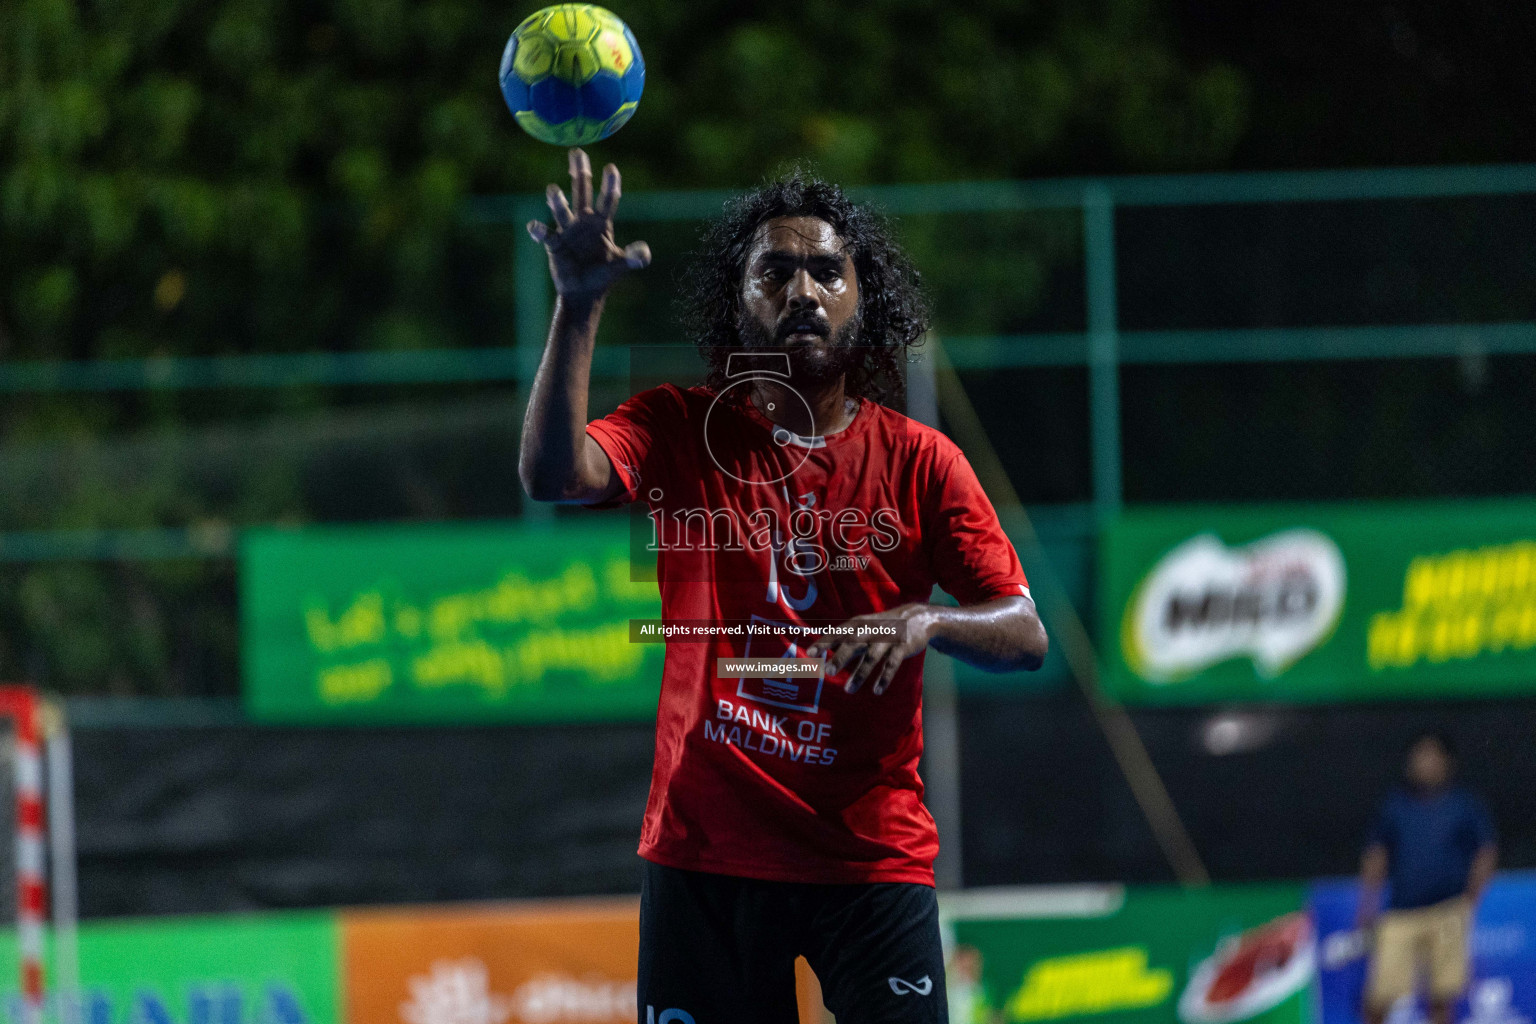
[638,860,948,1024]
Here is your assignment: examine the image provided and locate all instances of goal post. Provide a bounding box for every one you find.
[0,686,79,1024]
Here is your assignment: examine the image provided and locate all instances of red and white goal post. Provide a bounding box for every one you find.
[0,686,79,1024]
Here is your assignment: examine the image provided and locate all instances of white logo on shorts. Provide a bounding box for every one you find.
[888,975,933,996]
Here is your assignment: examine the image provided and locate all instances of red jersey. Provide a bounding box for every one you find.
[584,383,1029,886]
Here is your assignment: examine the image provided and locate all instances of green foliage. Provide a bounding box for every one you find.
[0,0,1247,358]
[627,0,1250,185]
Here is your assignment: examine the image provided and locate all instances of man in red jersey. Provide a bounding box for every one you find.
[520,149,1048,1024]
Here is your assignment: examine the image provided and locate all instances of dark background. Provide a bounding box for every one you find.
[74,698,1536,916]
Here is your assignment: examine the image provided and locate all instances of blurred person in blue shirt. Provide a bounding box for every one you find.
[1357,730,1498,1024]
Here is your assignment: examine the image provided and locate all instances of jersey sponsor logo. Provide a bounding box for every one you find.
[762,679,799,701]
[735,615,825,713]
[888,975,933,996]
[706,698,838,766]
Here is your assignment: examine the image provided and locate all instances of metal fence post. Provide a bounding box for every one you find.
[1083,186,1122,523]
[909,344,963,890]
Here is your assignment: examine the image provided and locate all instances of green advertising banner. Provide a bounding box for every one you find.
[949,884,1312,1024]
[242,520,663,723]
[0,911,339,1023]
[1100,500,1536,705]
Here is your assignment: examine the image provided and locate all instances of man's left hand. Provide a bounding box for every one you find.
[806,603,933,695]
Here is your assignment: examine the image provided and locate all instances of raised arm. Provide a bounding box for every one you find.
[518,148,651,504]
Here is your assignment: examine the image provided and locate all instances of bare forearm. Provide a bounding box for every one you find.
[1357,844,1387,923]
[926,596,1047,672]
[1359,845,1387,888]
[1468,845,1498,898]
[519,294,603,500]
[519,150,650,502]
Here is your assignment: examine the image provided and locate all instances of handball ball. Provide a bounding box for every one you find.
[499,4,645,146]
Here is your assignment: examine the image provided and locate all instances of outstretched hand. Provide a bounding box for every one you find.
[527,148,651,302]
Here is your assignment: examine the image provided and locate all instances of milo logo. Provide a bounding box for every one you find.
[1123,529,1346,683]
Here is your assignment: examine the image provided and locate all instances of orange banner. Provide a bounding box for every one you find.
[339,896,829,1024]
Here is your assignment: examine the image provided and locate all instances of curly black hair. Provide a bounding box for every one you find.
[678,170,930,407]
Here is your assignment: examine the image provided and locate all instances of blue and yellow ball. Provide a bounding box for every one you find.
[499,5,645,146]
